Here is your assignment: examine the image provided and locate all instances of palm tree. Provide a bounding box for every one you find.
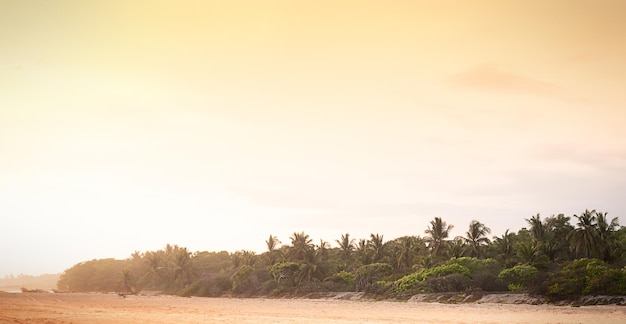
[568,209,600,258]
[316,239,330,261]
[445,237,466,259]
[493,229,515,267]
[172,248,195,288]
[595,211,619,261]
[266,235,282,265]
[297,248,319,283]
[130,251,143,262]
[425,217,454,257]
[313,239,331,280]
[463,220,491,258]
[241,250,257,267]
[416,255,433,269]
[356,238,373,265]
[526,214,547,244]
[121,269,138,294]
[368,233,386,262]
[394,236,418,270]
[289,231,314,262]
[231,251,243,269]
[516,241,548,267]
[335,233,356,268]
[143,251,163,290]
[526,213,563,263]
[540,241,558,263]
[544,213,575,262]
[162,244,184,285]
[164,243,177,256]
[266,234,281,252]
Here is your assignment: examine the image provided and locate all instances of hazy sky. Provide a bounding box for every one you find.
[1,1,625,276]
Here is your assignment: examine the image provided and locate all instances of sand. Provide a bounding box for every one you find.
[0,292,624,323]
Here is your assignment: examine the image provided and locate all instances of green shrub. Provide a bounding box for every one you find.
[269,262,300,286]
[370,280,393,294]
[211,273,233,295]
[587,267,626,295]
[471,272,508,292]
[181,279,208,296]
[355,263,393,292]
[498,265,538,292]
[393,271,426,292]
[180,272,235,297]
[324,270,355,290]
[446,257,500,274]
[547,259,626,300]
[446,258,504,291]
[429,263,471,277]
[231,265,253,293]
[394,264,470,292]
[426,273,470,292]
[336,271,355,287]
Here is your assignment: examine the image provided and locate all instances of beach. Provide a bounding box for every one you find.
[1,292,624,323]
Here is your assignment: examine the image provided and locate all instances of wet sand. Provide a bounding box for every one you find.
[0,292,624,323]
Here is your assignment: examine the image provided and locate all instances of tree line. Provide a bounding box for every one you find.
[57,209,626,300]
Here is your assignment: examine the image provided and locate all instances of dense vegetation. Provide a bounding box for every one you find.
[58,209,626,301]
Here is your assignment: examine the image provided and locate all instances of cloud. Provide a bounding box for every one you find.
[448,65,562,98]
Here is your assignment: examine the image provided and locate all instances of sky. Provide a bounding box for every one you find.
[1,0,625,277]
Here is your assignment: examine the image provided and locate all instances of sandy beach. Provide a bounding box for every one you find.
[1,292,624,324]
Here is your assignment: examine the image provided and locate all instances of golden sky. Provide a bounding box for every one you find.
[1,0,625,276]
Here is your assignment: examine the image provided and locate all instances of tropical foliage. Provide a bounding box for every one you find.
[57,209,626,300]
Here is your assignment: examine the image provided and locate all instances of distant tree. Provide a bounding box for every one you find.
[415,255,433,269]
[493,229,515,267]
[425,217,454,257]
[265,235,282,265]
[289,232,314,262]
[317,239,330,261]
[230,251,243,269]
[241,250,257,267]
[516,241,547,268]
[172,248,195,288]
[121,269,138,294]
[524,213,571,264]
[162,244,184,286]
[445,237,466,259]
[130,251,143,262]
[143,251,163,290]
[544,214,574,262]
[595,212,619,262]
[568,209,601,258]
[336,233,356,269]
[369,233,386,263]
[464,220,491,258]
[526,214,547,244]
[356,239,373,265]
[296,248,319,284]
[611,227,626,263]
[392,236,418,271]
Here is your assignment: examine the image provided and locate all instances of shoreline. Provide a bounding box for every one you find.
[7,289,626,306]
[263,291,626,306]
[2,292,625,324]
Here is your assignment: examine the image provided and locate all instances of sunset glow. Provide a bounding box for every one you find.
[1,0,625,276]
